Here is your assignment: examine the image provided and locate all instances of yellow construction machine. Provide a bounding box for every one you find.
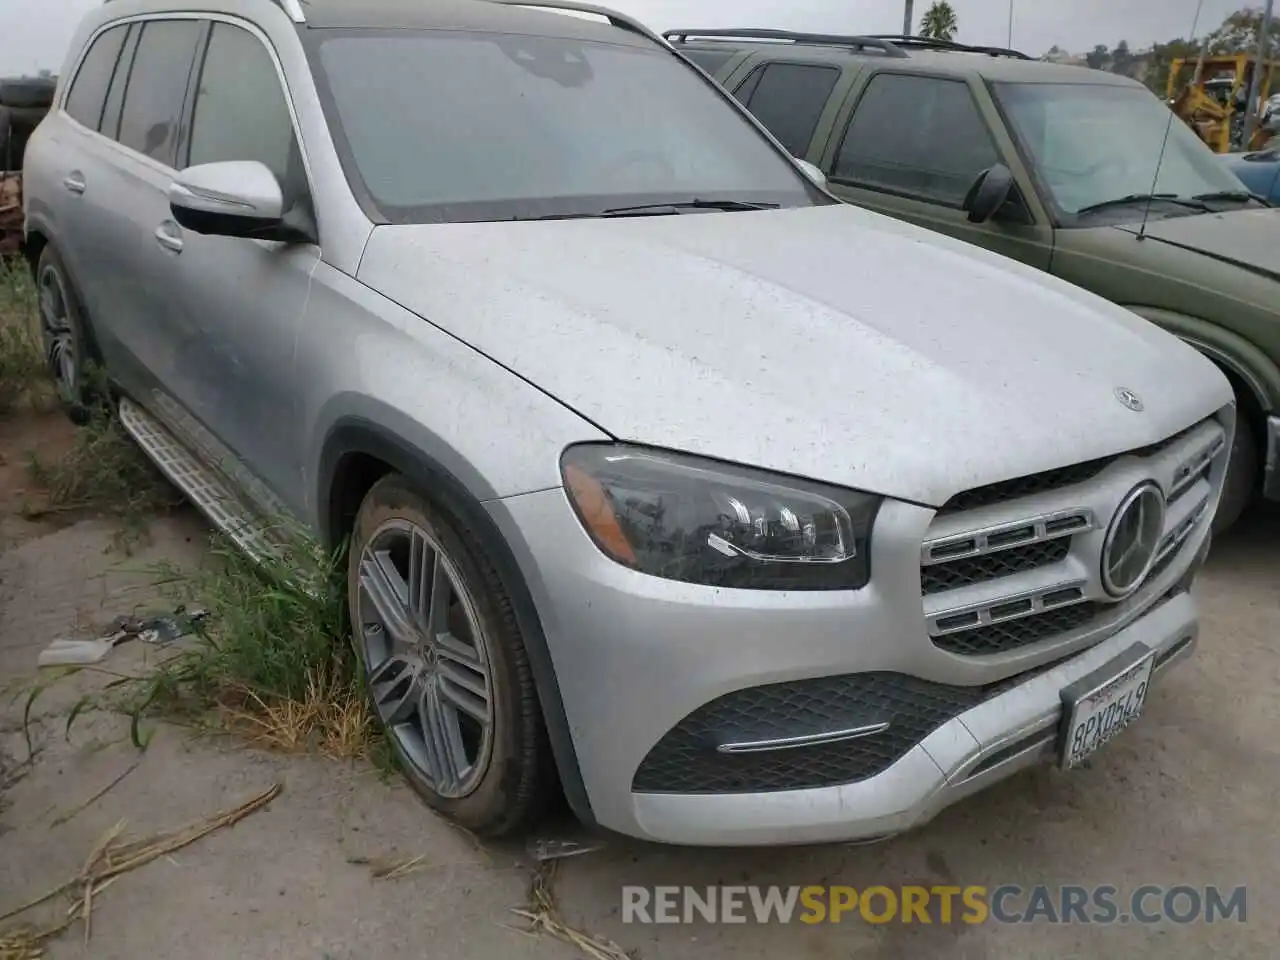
[1167,51,1277,152]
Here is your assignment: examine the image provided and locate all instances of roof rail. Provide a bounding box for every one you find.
[102,0,305,20]
[866,34,1031,59]
[489,0,666,45]
[663,28,909,58]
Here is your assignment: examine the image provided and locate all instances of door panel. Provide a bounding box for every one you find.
[146,18,318,518]
[78,19,203,402]
[824,70,1054,270]
[46,23,135,341]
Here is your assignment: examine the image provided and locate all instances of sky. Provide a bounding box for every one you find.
[0,0,1252,76]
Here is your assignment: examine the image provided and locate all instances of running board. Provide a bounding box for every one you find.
[117,397,279,565]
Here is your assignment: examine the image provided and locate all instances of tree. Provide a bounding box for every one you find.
[1085,43,1110,70]
[1146,37,1200,95]
[1205,8,1266,54]
[919,1,958,42]
[1111,39,1134,76]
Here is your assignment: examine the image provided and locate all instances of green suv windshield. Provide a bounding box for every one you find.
[994,82,1250,220]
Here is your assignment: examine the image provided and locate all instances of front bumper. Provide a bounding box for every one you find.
[627,593,1196,845]
[1265,414,1280,501]
[488,466,1211,846]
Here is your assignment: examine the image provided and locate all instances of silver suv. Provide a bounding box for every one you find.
[25,0,1233,845]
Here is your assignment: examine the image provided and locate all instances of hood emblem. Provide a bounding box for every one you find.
[1114,387,1144,412]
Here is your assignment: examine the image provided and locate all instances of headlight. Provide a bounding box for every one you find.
[560,444,880,590]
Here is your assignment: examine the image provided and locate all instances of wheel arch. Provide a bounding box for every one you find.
[1123,306,1280,415]
[20,222,108,380]
[317,416,596,826]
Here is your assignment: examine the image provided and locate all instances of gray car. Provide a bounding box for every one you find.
[23,0,1232,846]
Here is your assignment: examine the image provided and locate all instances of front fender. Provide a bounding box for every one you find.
[1122,305,1280,414]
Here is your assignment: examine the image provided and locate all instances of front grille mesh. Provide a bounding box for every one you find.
[938,461,1112,514]
[933,602,1100,656]
[937,426,1195,515]
[632,672,995,794]
[921,539,1070,595]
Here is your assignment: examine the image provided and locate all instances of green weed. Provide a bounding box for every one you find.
[24,406,181,528]
[67,530,384,763]
[0,258,47,414]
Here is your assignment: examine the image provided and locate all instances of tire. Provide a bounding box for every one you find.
[346,473,551,836]
[0,77,56,110]
[1212,414,1259,535]
[35,246,100,424]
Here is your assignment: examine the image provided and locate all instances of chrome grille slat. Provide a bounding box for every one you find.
[929,581,1088,637]
[920,415,1229,658]
[921,508,1094,565]
[1168,434,1226,501]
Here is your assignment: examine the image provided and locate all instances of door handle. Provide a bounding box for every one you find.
[62,172,86,194]
[154,224,184,254]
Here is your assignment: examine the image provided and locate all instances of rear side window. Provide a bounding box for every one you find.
[116,19,201,165]
[188,23,296,186]
[99,26,140,141]
[681,48,736,75]
[834,73,999,205]
[64,25,129,130]
[735,63,840,157]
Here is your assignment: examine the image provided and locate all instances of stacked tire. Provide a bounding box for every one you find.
[0,76,56,173]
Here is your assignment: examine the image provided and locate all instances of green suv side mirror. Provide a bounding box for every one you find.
[963,164,1023,224]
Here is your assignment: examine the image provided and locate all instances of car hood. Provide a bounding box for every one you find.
[1114,207,1280,281]
[359,205,1229,506]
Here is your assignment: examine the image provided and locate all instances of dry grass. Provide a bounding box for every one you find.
[0,782,281,955]
[511,860,635,960]
[220,669,374,761]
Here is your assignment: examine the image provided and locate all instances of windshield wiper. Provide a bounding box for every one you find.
[1192,190,1271,207]
[1075,193,1210,216]
[516,199,781,221]
[599,199,781,216]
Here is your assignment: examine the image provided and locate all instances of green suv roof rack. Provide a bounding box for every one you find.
[662,29,909,58]
[865,34,1032,59]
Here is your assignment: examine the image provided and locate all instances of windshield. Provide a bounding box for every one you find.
[994,82,1250,220]
[307,30,818,223]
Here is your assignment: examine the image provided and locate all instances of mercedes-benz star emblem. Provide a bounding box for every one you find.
[1101,483,1166,598]
[1114,387,1144,412]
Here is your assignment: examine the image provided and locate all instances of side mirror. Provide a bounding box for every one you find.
[169,161,295,240]
[795,158,828,190]
[962,163,1017,224]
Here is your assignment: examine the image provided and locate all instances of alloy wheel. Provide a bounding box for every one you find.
[37,264,78,405]
[355,518,495,798]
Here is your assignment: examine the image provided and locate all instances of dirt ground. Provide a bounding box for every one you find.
[1,410,1277,959]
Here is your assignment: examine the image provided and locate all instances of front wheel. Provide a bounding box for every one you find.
[346,473,551,836]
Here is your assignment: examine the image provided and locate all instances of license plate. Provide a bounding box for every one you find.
[1059,644,1155,770]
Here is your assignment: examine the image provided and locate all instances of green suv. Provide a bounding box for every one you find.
[667,29,1280,531]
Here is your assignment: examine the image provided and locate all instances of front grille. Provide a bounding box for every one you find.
[938,460,1112,514]
[921,538,1070,595]
[633,672,995,794]
[923,416,1225,660]
[933,601,1101,656]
